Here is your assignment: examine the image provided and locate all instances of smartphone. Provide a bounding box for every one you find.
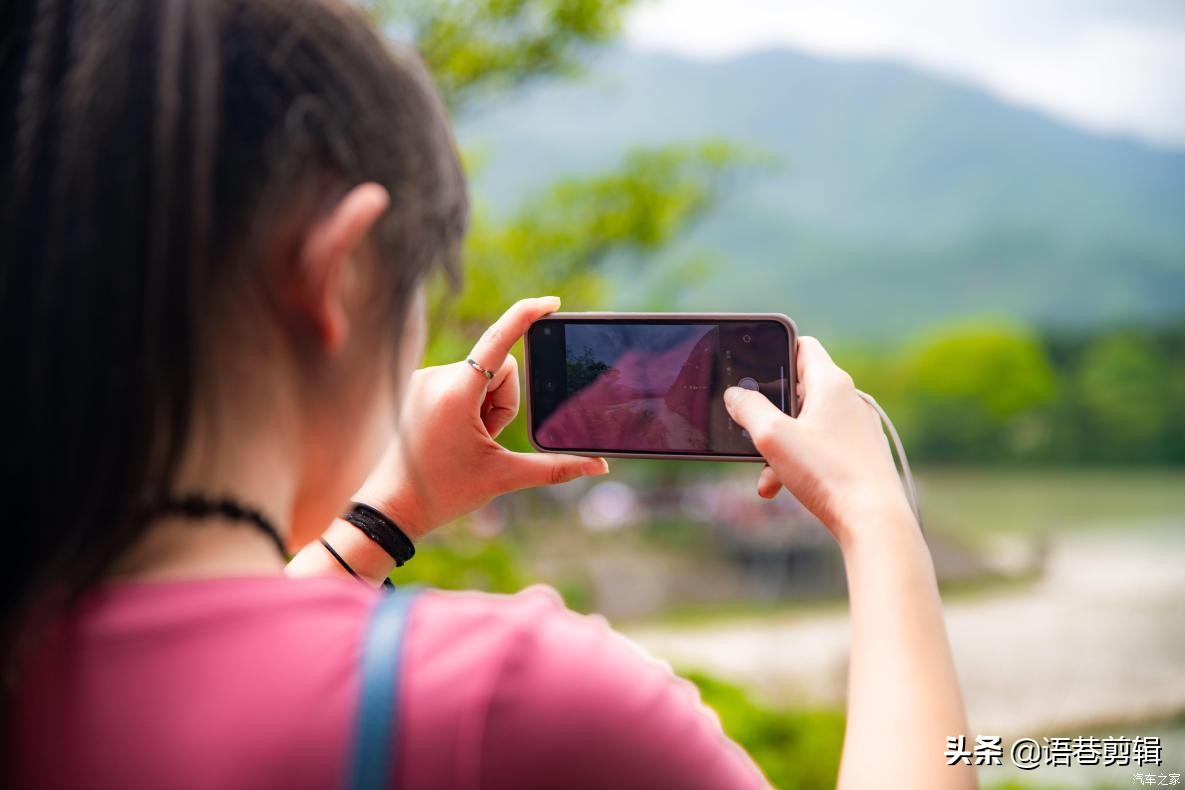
[524,312,798,461]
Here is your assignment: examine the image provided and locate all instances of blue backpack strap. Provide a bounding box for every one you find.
[349,586,421,790]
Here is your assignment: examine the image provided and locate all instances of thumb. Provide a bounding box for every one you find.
[503,452,609,490]
[723,386,795,451]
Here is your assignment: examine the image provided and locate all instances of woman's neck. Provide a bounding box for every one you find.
[108,405,301,582]
[106,516,289,581]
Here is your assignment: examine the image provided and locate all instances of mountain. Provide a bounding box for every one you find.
[456,48,1185,340]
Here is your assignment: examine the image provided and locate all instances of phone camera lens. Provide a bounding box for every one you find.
[742,334,752,343]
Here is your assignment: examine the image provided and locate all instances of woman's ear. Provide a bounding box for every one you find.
[293,182,390,351]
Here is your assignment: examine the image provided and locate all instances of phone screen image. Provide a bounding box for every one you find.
[527,317,794,458]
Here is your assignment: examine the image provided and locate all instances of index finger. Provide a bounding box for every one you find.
[468,296,561,389]
[796,336,843,389]
[796,335,855,413]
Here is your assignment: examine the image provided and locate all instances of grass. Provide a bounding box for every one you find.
[637,592,850,628]
[916,467,1185,537]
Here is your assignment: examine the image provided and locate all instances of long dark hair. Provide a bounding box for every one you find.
[0,0,467,676]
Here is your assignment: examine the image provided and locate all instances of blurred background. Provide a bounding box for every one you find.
[375,2,1185,787]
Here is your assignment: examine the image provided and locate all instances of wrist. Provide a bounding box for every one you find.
[830,490,920,554]
[320,518,397,586]
[352,489,434,542]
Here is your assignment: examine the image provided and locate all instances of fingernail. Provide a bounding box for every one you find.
[583,459,609,476]
[723,386,744,407]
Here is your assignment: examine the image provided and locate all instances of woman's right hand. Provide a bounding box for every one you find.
[722,336,915,549]
[728,337,975,790]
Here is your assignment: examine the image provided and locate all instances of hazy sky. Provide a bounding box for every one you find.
[625,0,1185,149]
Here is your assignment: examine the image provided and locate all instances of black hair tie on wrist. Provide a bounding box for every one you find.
[319,537,361,581]
[320,537,396,590]
[343,502,415,567]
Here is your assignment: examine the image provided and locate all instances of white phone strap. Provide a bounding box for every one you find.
[855,390,924,533]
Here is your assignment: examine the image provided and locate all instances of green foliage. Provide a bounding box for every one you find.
[374,0,633,111]
[900,323,1057,460]
[368,0,739,460]
[839,320,1185,465]
[1073,331,1170,461]
[424,142,741,443]
[686,670,845,790]
[1042,324,1185,464]
[371,0,738,375]
[905,324,1057,419]
[429,140,738,351]
[391,529,531,593]
[915,467,1185,537]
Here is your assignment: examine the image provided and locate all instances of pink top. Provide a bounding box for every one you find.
[5,576,766,789]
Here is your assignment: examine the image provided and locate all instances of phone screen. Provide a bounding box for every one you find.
[527,317,794,457]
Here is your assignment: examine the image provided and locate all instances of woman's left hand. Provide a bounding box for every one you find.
[353,296,608,540]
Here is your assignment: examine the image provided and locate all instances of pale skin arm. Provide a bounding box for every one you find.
[286,297,609,585]
[835,502,974,790]
[723,337,977,790]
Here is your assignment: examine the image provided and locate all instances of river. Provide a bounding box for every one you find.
[625,518,1185,788]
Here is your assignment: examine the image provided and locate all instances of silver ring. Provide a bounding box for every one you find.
[466,357,495,380]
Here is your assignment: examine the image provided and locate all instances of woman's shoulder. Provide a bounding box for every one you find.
[407,582,598,648]
[401,585,767,789]
[405,582,665,713]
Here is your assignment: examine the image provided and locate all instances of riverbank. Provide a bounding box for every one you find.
[623,469,1185,788]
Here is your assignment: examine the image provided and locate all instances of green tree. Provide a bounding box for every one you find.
[566,346,610,392]
[1073,330,1169,462]
[366,1,741,454]
[425,141,738,372]
[373,0,633,112]
[902,323,1058,461]
[361,1,743,581]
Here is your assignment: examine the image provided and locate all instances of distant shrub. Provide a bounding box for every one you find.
[685,670,845,790]
[391,535,529,593]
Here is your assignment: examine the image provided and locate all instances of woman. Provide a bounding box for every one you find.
[0,1,976,788]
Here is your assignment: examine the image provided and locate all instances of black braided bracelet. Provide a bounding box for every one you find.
[342,502,415,567]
